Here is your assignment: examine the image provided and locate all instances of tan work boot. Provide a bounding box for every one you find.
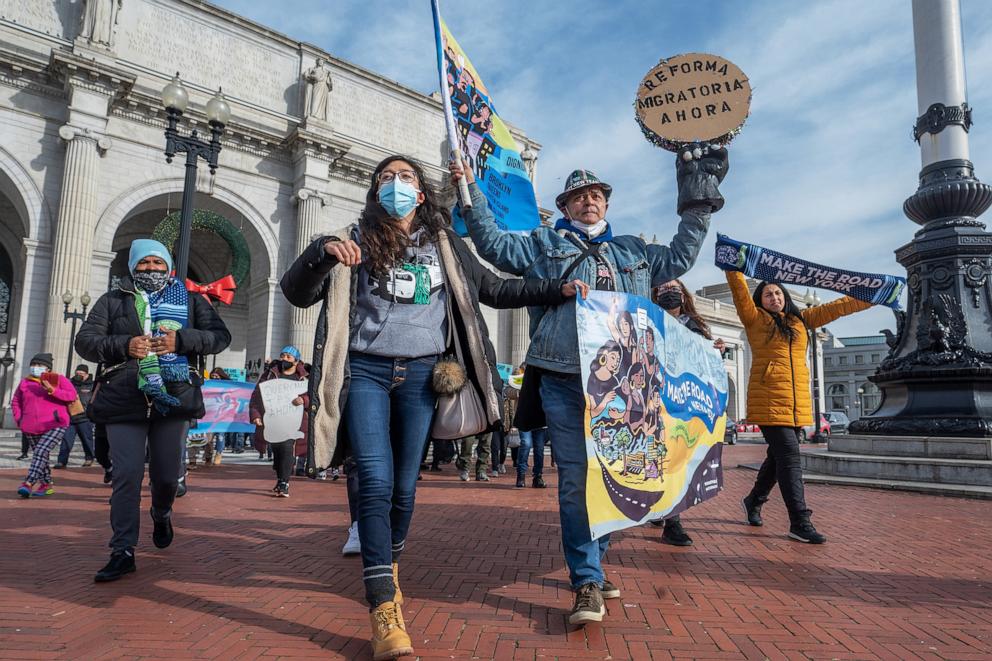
[212,453,222,466]
[392,562,403,605]
[369,601,413,660]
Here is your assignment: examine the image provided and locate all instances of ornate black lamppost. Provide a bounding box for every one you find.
[851,0,992,437]
[803,289,824,442]
[160,73,231,281]
[0,339,15,427]
[62,290,91,376]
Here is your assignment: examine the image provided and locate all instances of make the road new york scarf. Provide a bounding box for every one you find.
[715,234,906,309]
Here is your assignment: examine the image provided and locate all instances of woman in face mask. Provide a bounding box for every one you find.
[649,280,726,547]
[11,353,77,498]
[280,154,589,660]
[75,239,231,583]
[249,345,309,497]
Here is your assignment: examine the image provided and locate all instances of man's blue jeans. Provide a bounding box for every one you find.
[516,427,546,478]
[57,420,95,465]
[344,352,438,607]
[540,371,610,590]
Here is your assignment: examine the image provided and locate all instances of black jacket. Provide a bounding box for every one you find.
[74,277,232,424]
[281,227,567,471]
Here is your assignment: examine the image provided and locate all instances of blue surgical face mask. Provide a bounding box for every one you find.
[377,179,421,219]
[29,366,46,377]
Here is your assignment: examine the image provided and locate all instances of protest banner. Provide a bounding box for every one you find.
[577,291,727,539]
[635,53,751,152]
[195,379,255,434]
[258,378,308,444]
[432,1,540,235]
[715,233,907,309]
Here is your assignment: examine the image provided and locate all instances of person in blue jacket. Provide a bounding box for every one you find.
[449,144,728,626]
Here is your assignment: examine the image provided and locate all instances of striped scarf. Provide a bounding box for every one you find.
[135,278,190,414]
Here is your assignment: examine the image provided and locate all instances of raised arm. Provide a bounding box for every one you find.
[458,180,543,276]
[51,375,79,404]
[646,206,711,284]
[74,294,132,365]
[451,233,566,309]
[725,271,761,326]
[802,295,872,328]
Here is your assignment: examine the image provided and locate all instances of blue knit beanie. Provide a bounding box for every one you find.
[128,239,174,274]
[280,346,302,361]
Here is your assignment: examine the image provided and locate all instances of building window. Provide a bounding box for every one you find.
[827,383,847,412]
[839,356,848,365]
[859,382,881,414]
[871,354,880,363]
[723,347,734,360]
[855,354,864,365]
[824,357,832,366]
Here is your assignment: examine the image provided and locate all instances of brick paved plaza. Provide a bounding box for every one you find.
[2,443,990,660]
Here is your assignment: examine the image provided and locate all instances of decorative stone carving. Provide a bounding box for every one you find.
[81,0,122,48]
[303,58,332,122]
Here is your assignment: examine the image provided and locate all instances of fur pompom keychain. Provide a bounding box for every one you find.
[432,357,467,395]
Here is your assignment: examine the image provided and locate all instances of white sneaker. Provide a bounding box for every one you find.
[342,522,361,556]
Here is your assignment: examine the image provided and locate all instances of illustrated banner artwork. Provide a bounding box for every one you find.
[715,233,906,309]
[435,12,540,235]
[577,291,727,540]
[195,380,255,434]
[258,378,308,444]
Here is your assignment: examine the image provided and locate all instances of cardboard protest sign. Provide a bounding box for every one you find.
[635,53,751,152]
[577,291,727,540]
[258,378,307,444]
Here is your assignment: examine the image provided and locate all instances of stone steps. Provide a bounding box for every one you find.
[828,434,991,460]
[802,473,992,500]
[800,447,992,487]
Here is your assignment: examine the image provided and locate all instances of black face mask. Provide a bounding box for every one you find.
[280,360,296,372]
[657,290,684,310]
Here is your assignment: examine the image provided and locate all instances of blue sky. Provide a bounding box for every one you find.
[214,0,992,340]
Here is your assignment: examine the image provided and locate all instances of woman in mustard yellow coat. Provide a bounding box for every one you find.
[727,271,871,544]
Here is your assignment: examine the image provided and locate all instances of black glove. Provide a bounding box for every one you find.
[676,142,729,215]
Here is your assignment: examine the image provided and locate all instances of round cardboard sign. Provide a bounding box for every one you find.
[635,53,751,152]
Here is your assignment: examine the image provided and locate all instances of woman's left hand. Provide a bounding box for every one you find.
[561,279,590,299]
[713,338,726,352]
[291,397,304,406]
[151,330,178,355]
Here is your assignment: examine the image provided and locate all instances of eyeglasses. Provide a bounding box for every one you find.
[378,170,418,185]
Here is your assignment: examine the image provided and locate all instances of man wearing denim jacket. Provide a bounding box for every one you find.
[449,145,729,625]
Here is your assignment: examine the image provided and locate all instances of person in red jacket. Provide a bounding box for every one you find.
[12,353,77,498]
[250,346,309,497]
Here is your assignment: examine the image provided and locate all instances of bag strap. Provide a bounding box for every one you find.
[561,240,602,282]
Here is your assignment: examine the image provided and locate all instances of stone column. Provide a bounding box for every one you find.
[510,307,530,367]
[288,189,329,361]
[44,127,109,373]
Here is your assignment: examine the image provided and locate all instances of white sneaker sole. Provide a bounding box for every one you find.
[342,544,361,556]
[788,531,825,544]
[568,605,605,625]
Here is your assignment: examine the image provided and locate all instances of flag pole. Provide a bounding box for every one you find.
[431,0,473,208]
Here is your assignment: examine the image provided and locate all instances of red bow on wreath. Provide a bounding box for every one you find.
[185,274,237,305]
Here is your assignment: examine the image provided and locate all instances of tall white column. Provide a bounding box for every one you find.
[288,189,329,361]
[912,0,970,166]
[44,127,106,372]
[510,307,530,367]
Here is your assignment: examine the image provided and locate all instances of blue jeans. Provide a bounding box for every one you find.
[58,421,95,465]
[540,371,610,590]
[344,352,438,607]
[516,427,547,478]
[213,433,226,454]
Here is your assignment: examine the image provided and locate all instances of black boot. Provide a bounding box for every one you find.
[789,512,826,544]
[661,516,693,546]
[741,494,764,527]
[94,549,136,582]
[151,509,174,549]
[532,475,547,488]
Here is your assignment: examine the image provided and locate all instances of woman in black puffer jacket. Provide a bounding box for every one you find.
[75,239,230,583]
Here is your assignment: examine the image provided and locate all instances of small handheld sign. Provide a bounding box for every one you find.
[635,53,751,152]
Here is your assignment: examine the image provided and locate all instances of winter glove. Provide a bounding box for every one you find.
[676,142,729,215]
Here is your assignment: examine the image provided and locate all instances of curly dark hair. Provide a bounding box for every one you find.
[752,281,807,341]
[358,155,451,275]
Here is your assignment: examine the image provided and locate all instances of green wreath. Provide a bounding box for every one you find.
[152,210,251,287]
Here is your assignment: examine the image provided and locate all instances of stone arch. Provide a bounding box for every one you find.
[93,178,279,280]
[0,144,51,242]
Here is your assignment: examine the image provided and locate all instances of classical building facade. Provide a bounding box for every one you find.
[822,333,886,421]
[0,0,544,393]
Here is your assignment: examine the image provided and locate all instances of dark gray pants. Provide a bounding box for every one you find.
[106,418,189,551]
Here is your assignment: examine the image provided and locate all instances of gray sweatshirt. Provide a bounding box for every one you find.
[349,229,448,358]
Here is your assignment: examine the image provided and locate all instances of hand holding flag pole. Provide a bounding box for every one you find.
[431,0,472,209]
